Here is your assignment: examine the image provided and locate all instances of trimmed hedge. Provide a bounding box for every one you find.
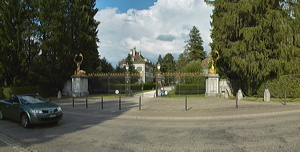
[175,83,206,95]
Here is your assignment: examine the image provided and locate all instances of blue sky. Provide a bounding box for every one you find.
[94,0,214,66]
[96,0,157,13]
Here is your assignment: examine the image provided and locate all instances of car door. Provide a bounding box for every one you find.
[5,97,22,121]
[0,100,11,118]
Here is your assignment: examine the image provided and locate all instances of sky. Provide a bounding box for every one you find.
[95,0,214,66]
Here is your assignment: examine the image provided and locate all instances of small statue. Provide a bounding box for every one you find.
[208,60,217,74]
[74,53,86,75]
[208,50,219,75]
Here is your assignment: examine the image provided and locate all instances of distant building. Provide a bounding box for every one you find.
[202,56,212,75]
[119,47,154,83]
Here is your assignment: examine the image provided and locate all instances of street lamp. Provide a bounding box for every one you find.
[125,63,129,71]
[125,63,131,96]
[156,63,161,97]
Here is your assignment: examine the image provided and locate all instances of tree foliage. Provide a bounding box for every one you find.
[209,0,300,95]
[177,26,205,72]
[181,60,203,73]
[161,53,176,73]
[100,57,114,73]
[0,0,100,91]
[184,26,205,61]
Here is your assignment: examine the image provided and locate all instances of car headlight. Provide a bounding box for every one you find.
[57,106,62,111]
[31,110,43,114]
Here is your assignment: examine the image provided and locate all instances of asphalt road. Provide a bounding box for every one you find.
[1,95,300,152]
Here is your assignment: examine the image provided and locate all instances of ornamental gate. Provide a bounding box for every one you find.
[87,73,141,95]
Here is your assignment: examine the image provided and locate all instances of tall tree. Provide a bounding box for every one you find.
[162,53,176,73]
[184,26,205,61]
[70,0,100,74]
[0,0,40,86]
[209,0,300,95]
[176,52,189,72]
[100,57,114,73]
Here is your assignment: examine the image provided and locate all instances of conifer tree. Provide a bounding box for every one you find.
[184,26,205,61]
[209,0,300,95]
[162,53,176,73]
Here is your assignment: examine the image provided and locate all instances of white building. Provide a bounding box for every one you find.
[119,47,154,83]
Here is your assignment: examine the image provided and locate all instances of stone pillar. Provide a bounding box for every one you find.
[264,88,270,102]
[205,74,220,97]
[72,75,89,97]
[237,89,243,100]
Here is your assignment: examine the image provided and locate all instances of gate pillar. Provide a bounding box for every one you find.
[205,74,220,97]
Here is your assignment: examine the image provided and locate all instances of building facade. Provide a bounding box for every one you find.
[119,47,154,83]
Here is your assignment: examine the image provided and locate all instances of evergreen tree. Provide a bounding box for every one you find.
[184,26,205,61]
[209,0,300,95]
[0,0,100,92]
[0,0,39,86]
[162,53,176,73]
[100,57,114,73]
[70,0,100,74]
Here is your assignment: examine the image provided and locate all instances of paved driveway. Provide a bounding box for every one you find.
[1,92,300,152]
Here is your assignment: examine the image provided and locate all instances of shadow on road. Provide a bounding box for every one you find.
[0,96,139,149]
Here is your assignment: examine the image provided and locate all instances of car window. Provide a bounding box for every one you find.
[18,95,47,104]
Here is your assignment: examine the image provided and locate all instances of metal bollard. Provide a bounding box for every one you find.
[119,97,121,110]
[185,96,188,111]
[86,97,88,108]
[139,96,142,111]
[236,98,238,109]
[101,97,104,109]
[73,97,75,107]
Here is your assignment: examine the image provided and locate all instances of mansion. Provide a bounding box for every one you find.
[118,47,154,83]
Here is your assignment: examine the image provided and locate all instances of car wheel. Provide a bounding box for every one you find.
[0,109,4,120]
[21,114,30,128]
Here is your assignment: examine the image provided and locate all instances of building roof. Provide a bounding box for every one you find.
[202,56,212,69]
[119,47,152,65]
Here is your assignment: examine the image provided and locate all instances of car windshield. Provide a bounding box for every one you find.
[18,95,47,104]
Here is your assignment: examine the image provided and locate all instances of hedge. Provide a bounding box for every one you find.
[174,83,206,95]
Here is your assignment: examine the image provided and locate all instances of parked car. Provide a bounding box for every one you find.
[0,94,63,128]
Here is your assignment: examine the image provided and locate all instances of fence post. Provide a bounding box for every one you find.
[139,96,142,111]
[119,97,121,110]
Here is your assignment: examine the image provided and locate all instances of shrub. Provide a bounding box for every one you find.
[257,75,300,98]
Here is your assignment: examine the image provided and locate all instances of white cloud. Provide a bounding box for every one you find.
[95,0,213,66]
